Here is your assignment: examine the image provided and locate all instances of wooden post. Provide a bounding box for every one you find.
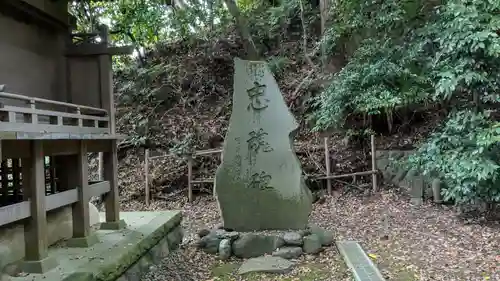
[323,137,332,195]
[98,25,116,134]
[1,159,8,205]
[67,141,98,247]
[21,141,57,273]
[371,135,378,192]
[187,155,193,203]
[100,139,125,230]
[98,152,104,181]
[144,148,150,205]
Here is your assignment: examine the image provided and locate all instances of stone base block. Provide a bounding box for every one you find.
[21,256,58,274]
[66,233,99,248]
[100,219,127,230]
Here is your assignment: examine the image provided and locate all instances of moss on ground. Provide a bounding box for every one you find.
[211,260,348,281]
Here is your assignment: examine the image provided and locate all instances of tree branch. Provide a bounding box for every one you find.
[298,0,316,68]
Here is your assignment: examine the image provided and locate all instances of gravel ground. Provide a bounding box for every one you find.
[121,189,500,281]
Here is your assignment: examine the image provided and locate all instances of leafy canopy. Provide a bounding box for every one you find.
[311,0,500,204]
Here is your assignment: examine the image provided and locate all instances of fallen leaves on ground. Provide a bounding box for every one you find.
[123,187,500,281]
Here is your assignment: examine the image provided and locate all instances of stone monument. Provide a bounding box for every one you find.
[214,58,313,231]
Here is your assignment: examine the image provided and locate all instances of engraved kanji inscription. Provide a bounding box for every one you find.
[247,128,273,165]
[247,81,270,111]
[233,137,242,179]
[248,171,272,190]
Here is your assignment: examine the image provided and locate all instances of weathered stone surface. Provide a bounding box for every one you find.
[238,256,295,275]
[283,232,303,246]
[302,234,322,254]
[272,246,303,259]
[197,233,221,254]
[167,226,183,250]
[197,228,210,238]
[213,229,240,241]
[409,173,424,206]
[215,58,313,231]
[308,224,334,246]
[219,239,232,260]
[232,233,285,258]
[432,178,443,203]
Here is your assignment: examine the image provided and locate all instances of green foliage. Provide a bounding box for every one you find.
[407,110,500,204]
[312,0,500,130]
[311,0,500,204]
[267,56,292,77]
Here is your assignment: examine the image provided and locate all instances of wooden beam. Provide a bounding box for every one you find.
[89,180,110,197]
[0,186,106,228]
[46,189,78,211]
[0,201,30,226]
[72,141,90,237]
[101,140,125,230]
[0,0,68,31]
[0,122,109,135]
[314,170,376,180]
[66,141,98,247]
[23,141,48,260]
[22,141,58,273]
[98,52,115,134]
[0,92,107,114]
[0,139,117,160]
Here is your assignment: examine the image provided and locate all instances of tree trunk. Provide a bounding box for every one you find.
[222,0,259,60]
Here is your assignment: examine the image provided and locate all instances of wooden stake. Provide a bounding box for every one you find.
[187,156,193,203]
[371,134,378,192]
[323,137,332,195]
[144,148,150,206]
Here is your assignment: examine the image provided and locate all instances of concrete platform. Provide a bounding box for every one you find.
[6,211,183,281]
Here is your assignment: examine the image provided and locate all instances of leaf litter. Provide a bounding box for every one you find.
[119,186,499,281]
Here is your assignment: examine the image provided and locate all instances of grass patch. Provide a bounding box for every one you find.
[211,261,343,281]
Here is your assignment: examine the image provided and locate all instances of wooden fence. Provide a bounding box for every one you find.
[143,135,378,204]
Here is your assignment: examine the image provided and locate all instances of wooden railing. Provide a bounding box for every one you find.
[0,181,110,227]
[143,135,379,203]
[0,91,110,135]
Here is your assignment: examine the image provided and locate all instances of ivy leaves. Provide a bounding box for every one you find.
[408,110,500,204]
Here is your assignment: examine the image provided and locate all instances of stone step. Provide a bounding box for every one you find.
[336,241,385,281]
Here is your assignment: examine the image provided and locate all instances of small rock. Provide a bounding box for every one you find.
[308,224,334,246]
[197,228,210,238]
[302,234,322,254]
[283,232,303,246]
[214,229,240,241]
[197,233,221,254]
[272,246,303,259]
[238,256,295,275]
[232,233,285,258]
[298,229,311,237]
[218,239,232,260]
